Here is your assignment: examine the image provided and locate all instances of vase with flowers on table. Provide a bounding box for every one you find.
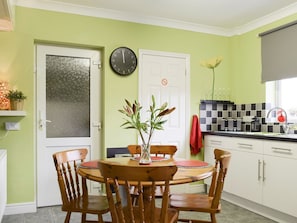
[119,95,175,165]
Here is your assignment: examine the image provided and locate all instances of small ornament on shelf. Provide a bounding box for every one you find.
[5,89,27,111]
[0,82,10,110]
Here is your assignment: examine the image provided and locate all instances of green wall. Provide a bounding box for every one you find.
[230,14,297,104]
[0,6,296,205]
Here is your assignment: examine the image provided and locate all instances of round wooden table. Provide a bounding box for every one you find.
[77,157,213,186]
[78,157,213,219]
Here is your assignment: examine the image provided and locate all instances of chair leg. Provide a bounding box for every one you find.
[210,213,217,223]
[98,214,104,223]
[81,213,87,223]
[177,219,191,222]
[65,212,71,223]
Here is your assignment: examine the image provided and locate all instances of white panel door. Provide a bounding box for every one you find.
[36,45,102,207]
[139,50,190,158]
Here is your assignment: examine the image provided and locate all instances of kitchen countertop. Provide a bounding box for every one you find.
[204,131,297,142]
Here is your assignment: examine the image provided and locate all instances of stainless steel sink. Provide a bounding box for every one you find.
[276,133,297,138]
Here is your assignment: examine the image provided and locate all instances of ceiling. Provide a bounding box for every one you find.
[15,0,297,36]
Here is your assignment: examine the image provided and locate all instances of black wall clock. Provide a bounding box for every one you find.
[110,47,138,76]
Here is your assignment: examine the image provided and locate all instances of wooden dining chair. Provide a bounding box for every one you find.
[127,144,178,203]
[53,148,110,223]
[169,149,231,223]
[128,144,177,158]
[98,160,179,223]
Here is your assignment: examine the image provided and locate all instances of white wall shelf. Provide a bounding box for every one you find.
[0,111,27,116]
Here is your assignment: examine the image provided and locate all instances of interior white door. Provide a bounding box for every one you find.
[139,50,190,159]
[36,45,101,207]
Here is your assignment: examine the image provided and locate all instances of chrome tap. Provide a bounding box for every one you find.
[266,107,289,134]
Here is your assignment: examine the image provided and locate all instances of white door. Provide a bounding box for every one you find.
[139,50,190,159]
[36,45,102,207]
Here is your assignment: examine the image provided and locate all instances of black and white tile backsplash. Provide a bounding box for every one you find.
[199,101,289,133]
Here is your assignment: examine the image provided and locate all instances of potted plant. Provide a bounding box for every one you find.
[119,95,175,164]
[5,90,27,110]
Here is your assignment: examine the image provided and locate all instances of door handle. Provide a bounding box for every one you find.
[39,119,52,129]
[38,110,51,129]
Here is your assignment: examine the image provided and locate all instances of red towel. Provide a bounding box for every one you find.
[190,115,203,155]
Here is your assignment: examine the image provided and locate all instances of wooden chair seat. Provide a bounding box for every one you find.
[170,194,220,213]
[61,195,109,215]
[53,149,110,223]
[169,149,231,223]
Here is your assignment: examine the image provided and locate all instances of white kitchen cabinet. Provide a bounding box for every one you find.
[204,135,232,186]
[204,135,297,219]
[225,148,263,202]
[205,135,263,200]
[227,138,263,202]
[262,141,297,217]
[0,150,7,222]
[204,135,233,161]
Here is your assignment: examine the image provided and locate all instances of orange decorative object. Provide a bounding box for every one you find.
[0,82,10,110]
[277,111,286,122]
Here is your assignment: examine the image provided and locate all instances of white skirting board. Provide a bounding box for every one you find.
[4,202,36,215]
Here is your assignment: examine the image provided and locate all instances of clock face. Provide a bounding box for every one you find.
[110,47,137,76]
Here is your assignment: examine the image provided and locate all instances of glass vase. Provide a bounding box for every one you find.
[139,144,152,165]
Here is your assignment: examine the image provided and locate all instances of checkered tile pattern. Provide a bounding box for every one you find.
[199,101,285,133]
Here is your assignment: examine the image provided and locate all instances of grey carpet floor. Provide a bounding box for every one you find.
[2,199,277,223]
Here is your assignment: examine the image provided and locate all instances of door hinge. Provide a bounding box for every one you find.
[92,122,102,131]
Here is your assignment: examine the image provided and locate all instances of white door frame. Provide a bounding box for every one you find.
[138,49,191,159]
[35,44,102,207]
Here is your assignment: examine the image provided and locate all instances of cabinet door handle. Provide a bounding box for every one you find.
[271,147,292,155]
[262,160,266,182]
[238,143,253,150]
[258,159,262,181]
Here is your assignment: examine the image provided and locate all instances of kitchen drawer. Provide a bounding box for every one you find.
[232,138,263,154]
[204,135,232,149]
[263,141,297,159]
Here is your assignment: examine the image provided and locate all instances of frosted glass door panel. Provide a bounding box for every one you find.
[46,55,90,138]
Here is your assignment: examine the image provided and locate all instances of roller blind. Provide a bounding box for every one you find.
[260,20,297,82]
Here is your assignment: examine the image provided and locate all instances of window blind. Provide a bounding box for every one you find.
[260,20,297,82]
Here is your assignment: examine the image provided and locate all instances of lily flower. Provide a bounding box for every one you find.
[200,56,223,100]
[119,95,175,147]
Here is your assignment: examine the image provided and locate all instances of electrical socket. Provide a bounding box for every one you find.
[5,122,20,131]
